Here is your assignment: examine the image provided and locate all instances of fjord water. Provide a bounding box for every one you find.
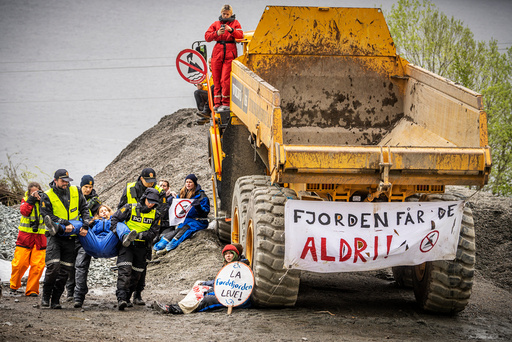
[0,0,510,185]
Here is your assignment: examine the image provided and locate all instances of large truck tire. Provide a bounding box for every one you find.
[412,193,476,314]
[392,266,414,288]
[230,175,271,245]
[245,185,301,307]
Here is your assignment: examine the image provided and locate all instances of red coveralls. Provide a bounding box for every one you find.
[205,18,243,107]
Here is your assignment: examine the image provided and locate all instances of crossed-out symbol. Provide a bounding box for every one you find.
[174,200,192,219]
[420,230,440,253]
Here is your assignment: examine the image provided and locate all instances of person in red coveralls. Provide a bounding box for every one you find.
[10,182,47,297]
[204,4,243,111]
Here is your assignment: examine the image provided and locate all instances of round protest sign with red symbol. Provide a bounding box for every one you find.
[214,262,254,307]
[176,49,207,84]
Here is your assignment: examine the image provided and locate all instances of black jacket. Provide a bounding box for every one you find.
[110,202,162,243]
[40,181,90,227]
[117,180,165,209]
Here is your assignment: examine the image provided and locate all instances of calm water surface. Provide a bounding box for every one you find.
[1,0,510,186]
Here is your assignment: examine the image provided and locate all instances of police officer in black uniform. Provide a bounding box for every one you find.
[111,187,162,310]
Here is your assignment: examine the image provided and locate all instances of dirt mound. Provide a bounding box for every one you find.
[94,108,512,294]
[454,187,512,291]
[93,108,212,209]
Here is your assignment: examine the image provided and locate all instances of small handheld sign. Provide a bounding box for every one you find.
[214,261,254,313]
[176,48,207,84]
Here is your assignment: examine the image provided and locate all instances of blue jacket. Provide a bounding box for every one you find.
[177,184,210,231]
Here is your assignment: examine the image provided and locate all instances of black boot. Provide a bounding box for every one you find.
[168,304,183,314]
[118,300,128,311]
[133,292,145,306]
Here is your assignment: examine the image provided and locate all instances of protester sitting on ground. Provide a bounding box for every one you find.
[9,182,46,297]
[65,174,102,303]
[153,180,177,250]
[154,244,251,314]
[153,174,210,256]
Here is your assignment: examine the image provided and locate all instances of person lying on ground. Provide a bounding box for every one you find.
[154,244,251,314]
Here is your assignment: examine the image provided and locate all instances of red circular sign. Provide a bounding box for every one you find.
[174,199,192,219]
[176,49,207,84]
[420,230,440,253]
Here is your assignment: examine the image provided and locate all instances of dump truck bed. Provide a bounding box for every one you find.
[230,6,491,189]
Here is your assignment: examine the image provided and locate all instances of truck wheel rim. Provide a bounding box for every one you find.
[246,219,254,265]
[415,262,427,281]
[232,207,240,243]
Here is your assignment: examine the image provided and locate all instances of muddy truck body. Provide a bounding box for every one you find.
[206,6,491,313]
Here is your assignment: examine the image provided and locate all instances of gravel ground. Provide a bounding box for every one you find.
[1,109,511,341]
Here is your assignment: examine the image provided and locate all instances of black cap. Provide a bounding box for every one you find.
[54,169,73,182]
[185,174,198,186]
[80,175,94,188]
[143,187,160,204]
[140,168,156,183]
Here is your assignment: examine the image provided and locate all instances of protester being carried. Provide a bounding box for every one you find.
[45,203,136,308]
[45,204,136,257]
[153,174,210,256]
[9,182,46,297]
[154,244,251,314]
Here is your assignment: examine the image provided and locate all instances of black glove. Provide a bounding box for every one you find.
[191,198,201,206]
[26,196,37,205]
[81,220,90,230]
[88,219,96,228]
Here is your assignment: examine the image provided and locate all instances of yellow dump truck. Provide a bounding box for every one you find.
[206,6,491,313]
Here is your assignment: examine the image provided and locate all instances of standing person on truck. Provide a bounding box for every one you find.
[9,182,46,297]
[204,4,243,111]
[40,169,91,309]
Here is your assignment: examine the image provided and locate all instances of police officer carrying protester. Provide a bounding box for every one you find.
[40,169,90,309]
[111,187,162,310]
[117,167,163,306]
[65,174,102,307]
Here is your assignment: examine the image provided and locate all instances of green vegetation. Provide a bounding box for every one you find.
[386,0,512,196]
[0,154,42,205]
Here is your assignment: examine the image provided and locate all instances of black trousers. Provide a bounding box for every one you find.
[42,235,77,304]
[116,243,147,302]
[73,246,92,302]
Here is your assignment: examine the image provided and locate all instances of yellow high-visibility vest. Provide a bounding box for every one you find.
[125,204,156,234]
[125,182,162,204]
[18,192,45,234]
[45,186,79,221]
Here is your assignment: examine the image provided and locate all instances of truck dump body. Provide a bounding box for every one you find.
[231,6,490,190]
[210,6,488,312]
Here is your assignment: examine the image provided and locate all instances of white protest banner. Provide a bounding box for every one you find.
[168,198,193,226]
[214,262,254,307]
[284,200,464,272]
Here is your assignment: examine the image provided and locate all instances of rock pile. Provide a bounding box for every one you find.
[0,204,20,260]
[0,203,116,287]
